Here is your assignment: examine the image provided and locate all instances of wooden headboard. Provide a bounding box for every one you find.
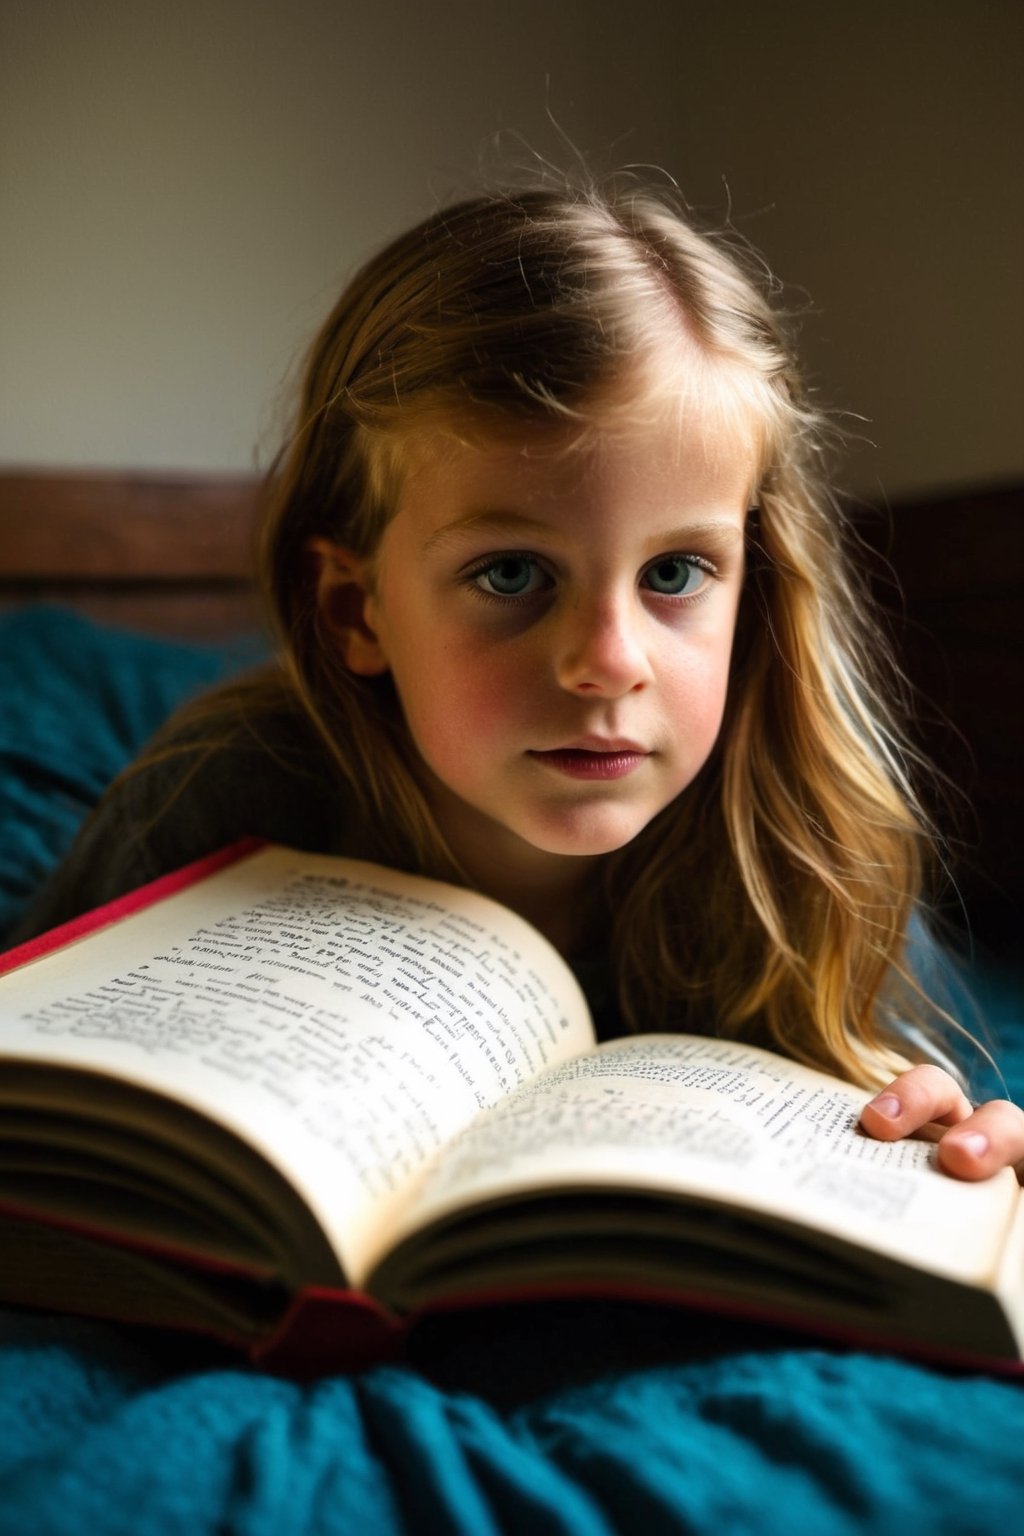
[0,470,263,639]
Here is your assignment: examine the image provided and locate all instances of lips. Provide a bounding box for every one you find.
[527,740,650,781]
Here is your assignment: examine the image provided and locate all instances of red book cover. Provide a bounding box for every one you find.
[0,837,263,977]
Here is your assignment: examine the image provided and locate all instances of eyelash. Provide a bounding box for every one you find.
[461,551,719,607]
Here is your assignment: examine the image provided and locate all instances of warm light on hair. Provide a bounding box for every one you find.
[159,181,957,1088]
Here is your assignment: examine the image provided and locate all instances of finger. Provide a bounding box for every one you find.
[859,1064,973,1142]
[936,1101,1024,1183]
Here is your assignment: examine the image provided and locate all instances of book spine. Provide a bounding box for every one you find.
[251,1287,403,1378]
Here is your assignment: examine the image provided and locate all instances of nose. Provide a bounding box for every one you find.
[553,592,655,697]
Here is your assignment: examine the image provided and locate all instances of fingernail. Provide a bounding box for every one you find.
[951,1132,989,1158]
[869,1093,902,1119]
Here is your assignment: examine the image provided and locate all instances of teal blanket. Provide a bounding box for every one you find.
[1,1311,1023,1535]
[2,608,1022,1534]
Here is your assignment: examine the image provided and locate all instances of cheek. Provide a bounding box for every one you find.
[372,585,506,748]
[392,643,522,762]
[665,636,735,741]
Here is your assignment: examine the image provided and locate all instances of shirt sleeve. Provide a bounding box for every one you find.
[7,710,348,944]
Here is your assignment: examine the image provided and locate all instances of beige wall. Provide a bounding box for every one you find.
[2,0,1021,497]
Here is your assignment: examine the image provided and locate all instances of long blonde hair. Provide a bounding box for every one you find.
[229,182,945,1085]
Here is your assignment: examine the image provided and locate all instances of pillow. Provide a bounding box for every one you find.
[0,606,263,942]
[968,963,1024,1104]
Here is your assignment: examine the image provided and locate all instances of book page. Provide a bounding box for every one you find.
[0,848,593,1274]
[377,1034,1020,1286]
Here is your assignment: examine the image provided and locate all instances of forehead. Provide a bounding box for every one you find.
[389,397,758,537]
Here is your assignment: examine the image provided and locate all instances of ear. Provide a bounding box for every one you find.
[307,538,390,676]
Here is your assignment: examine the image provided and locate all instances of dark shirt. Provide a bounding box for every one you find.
[13,694,386,938]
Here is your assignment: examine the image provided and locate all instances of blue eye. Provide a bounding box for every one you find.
[642,557,708,597]
[473,556,547,598]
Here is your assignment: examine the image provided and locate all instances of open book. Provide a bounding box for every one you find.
[1,842,1022,1374]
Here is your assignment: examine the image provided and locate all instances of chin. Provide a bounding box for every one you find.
[518,807,654,859]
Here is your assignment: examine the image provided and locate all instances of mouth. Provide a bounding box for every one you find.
[527,743,650,781]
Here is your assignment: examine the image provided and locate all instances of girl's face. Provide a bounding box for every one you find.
[353,403,754,894]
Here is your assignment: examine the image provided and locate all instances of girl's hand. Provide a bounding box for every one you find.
[860,1064,1024,1182]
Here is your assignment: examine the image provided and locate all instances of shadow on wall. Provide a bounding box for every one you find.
[856,482,1023,959]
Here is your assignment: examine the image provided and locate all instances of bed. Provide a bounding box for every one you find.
[1,468,1022,1536]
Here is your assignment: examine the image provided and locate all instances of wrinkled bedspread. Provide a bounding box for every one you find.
[2,1308,1023,1536]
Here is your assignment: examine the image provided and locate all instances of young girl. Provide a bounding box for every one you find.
[18,179,1023,1180]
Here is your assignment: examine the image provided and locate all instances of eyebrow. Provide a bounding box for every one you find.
[422,510,554,553]
[422,509,747,554]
